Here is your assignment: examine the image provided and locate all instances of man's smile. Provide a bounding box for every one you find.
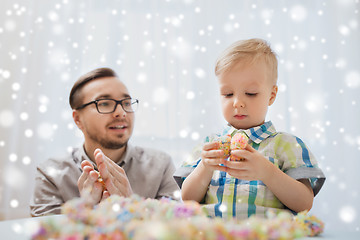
[109,125,127,129]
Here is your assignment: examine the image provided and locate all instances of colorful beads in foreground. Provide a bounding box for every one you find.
[31,194,324,240]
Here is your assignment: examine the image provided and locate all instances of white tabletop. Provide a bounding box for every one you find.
[0,215,63,239]
[0,215,359,239]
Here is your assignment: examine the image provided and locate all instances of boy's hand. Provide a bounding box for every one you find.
[200,142,228,172]
[225,144,273,181]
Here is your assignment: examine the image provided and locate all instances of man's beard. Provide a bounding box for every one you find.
[89,132,128,149]
[100,139,127,149]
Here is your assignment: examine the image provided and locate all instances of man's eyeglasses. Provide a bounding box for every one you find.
[75,98,139,114]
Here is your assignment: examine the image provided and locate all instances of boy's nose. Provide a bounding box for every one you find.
[233,97,245,108]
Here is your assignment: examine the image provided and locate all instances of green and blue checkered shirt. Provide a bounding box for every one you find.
[175,121,325,219]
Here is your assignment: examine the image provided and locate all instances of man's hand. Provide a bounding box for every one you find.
[78,160,109,205]
[224,144,273,181]
[94,149,133,197]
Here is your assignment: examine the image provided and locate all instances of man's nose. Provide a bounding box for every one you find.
[112,103,126,117]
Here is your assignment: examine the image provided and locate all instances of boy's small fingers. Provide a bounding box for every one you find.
[224,160,244,170]
[203,142,219,151]
[245,144,255,152]
[231,149,250,158]
[204,157,225,166]
[214,165,227,172]
[230,149,241,156]
[202,149,224,159]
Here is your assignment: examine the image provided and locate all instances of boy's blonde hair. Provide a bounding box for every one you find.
[215,38,278,84]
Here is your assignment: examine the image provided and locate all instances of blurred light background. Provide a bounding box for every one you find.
[0,0,359,233]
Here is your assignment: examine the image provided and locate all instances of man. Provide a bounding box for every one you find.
[30,68,179,216]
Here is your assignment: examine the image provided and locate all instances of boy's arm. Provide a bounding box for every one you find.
[181,142,227,202]
[226,144,314,212]
[181,161,213,202]
[261,163,314,212]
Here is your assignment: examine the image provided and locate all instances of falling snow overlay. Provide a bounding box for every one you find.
[0,0,359,235]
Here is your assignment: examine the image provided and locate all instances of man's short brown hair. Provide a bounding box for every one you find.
[69,68,117,109]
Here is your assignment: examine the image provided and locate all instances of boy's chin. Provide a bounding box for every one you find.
[230,123,249,130]
[229,122,260,130]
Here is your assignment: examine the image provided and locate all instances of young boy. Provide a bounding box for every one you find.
[176,38,325,219]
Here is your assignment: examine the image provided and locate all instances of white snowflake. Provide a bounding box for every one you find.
[290,5,307,22]
[152,87,169,104]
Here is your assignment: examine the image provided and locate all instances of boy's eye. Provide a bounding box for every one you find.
[246,93,257,96]
[223,93,233,97]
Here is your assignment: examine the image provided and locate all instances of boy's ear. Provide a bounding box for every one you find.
[268,85,278,106]
[72,110,83,130]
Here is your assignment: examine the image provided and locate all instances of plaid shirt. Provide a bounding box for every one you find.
[175,121,325,220]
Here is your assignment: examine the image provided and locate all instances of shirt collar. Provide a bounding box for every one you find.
[120,143,133,167]
[223,121,277,144]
